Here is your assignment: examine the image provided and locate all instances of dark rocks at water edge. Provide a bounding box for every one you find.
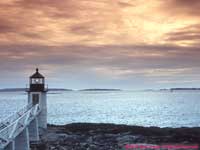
[31,123,200,150]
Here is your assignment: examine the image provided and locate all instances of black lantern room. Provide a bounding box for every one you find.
[29,68,45,92]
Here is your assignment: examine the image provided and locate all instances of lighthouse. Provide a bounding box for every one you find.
[27,68,47,134]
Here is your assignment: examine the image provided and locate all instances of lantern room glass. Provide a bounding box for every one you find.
[31,78,44,84]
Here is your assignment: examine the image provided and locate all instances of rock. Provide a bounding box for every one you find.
[117,135,140,144]
[31,123,200,150]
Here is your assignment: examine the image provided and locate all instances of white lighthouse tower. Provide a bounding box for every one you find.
[27,68,47,134]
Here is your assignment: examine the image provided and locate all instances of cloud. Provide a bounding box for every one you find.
[68,22,100,36]
[117,1,134,8]
[0,43,200,75]
[0,0,200,88]
[0,0,199,46]
[0,43,200,88]
[164,0,200,17]
[164,24,200,46]
[0,0,179,46]
[0,18,16,33]
[0,0,125,45]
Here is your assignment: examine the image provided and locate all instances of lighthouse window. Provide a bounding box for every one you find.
[35,78,40,83]
[32,94,39,105]
[32,78,43,84]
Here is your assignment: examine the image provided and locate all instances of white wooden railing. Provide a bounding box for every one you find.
[0,104,41,149]
[0,104,32,130]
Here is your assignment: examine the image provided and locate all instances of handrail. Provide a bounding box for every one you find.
[0,104,41,148]
[0,104,32,130]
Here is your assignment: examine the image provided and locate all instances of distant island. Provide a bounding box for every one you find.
[48,88,73,91]
[170,88,200,91]
[2,88,199,92]
[142,88,200,92]
[157,88,200,92]
[79,89,122,91]
[0,88,73,92]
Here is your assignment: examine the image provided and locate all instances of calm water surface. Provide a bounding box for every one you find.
[0,91,200,127]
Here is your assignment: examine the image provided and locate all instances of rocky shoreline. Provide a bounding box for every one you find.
[31,123,200,150]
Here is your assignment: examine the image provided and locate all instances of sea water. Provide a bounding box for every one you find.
[0,91,200,127]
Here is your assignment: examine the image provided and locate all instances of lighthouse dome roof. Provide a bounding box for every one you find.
[30,68,44,78]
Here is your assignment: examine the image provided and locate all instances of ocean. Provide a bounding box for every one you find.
[0,90,200,127]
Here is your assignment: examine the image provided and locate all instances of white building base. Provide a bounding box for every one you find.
[15,128,30,150]
[28,118,39,142]
[5,141,14,150]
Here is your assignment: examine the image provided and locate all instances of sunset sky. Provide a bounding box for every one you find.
[0,0,200,89]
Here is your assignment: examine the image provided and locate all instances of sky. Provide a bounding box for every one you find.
[0,0,200,90]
